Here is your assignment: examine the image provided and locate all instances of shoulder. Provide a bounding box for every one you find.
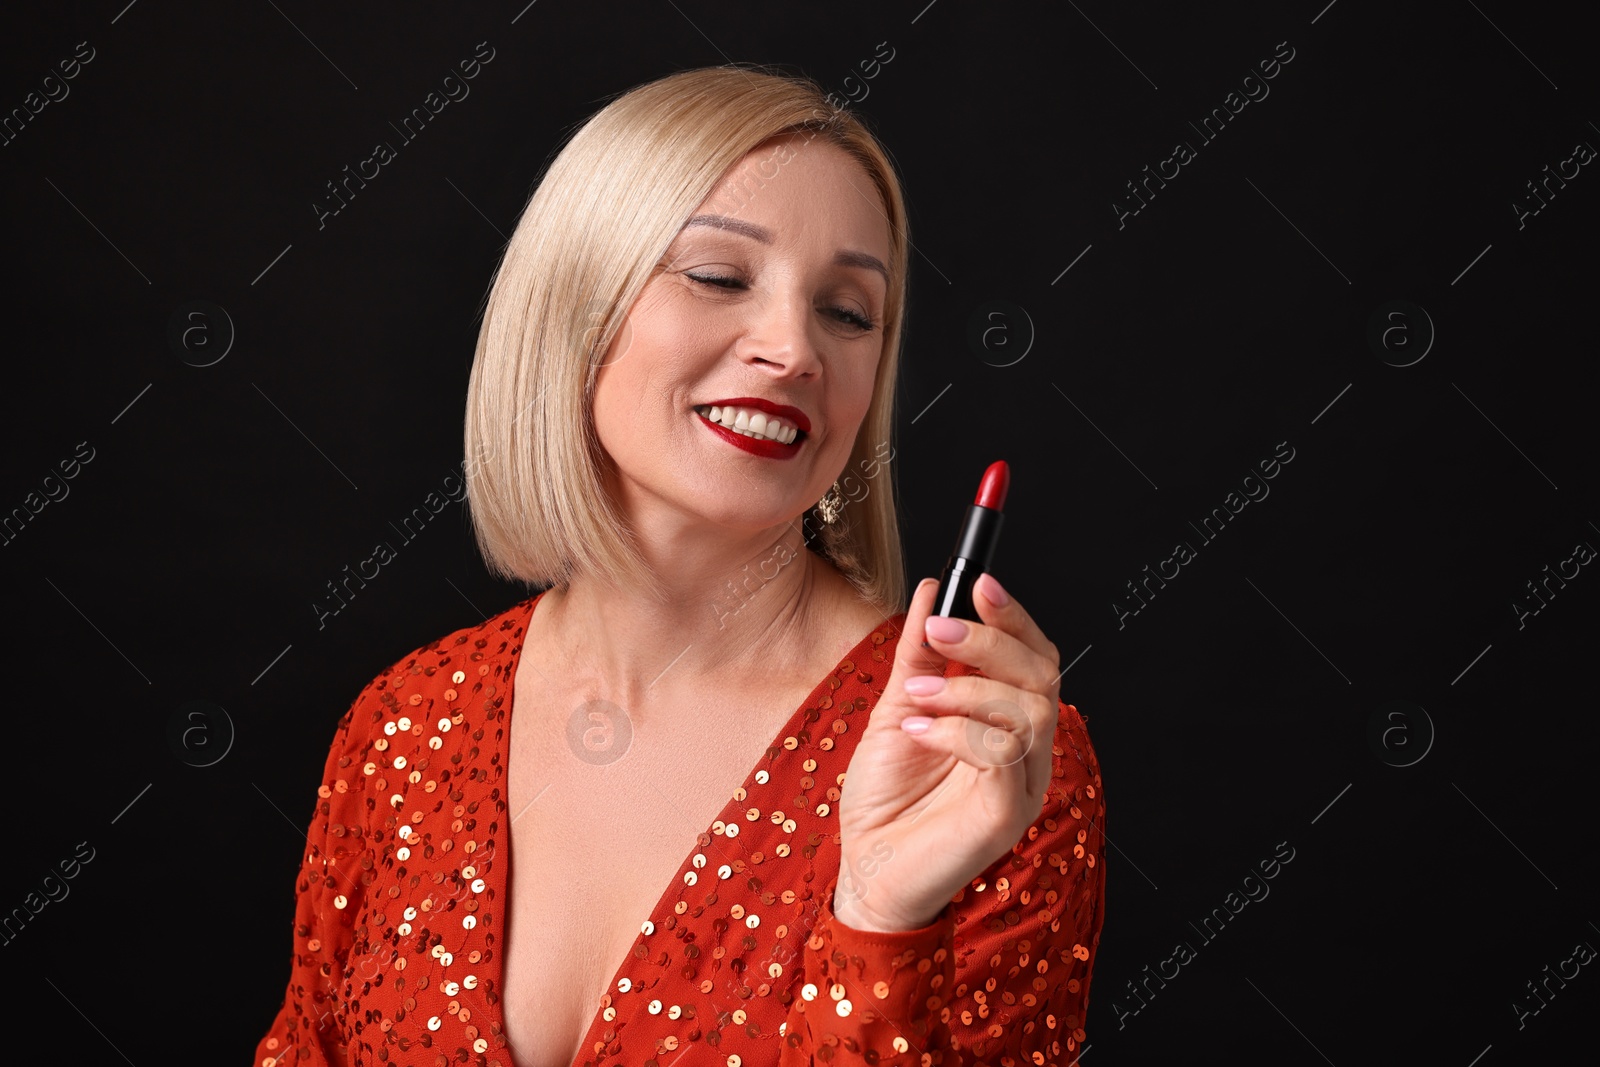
[312,594,542,819]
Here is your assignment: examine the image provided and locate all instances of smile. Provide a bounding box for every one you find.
[693,403,803,444]
[693,403,806,459]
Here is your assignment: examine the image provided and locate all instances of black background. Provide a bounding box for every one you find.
[2,2,1595,1063]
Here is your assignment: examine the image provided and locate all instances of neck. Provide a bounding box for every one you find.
[532,518,866,715]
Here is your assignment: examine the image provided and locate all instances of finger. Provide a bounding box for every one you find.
[890,576,948,681]
[973,572,1062,678]
[919,580,1061,698]
[921,613,1059,699]
[972,572,1057,663]
[899,680,1051,773]
[899,674,1058,765]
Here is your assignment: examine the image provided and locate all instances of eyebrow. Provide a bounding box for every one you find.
[681,213,889,283]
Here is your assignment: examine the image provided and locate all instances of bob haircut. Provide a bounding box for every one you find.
[463,63,910,614]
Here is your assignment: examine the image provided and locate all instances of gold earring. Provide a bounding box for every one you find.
[816,481,845,524]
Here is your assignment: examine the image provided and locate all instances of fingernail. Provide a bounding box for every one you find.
[978,572,1010,606]
[902,675,945,696]
[923,616,967,643]
[900,716,933,734]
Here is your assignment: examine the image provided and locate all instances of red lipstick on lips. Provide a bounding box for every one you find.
[929,460,1010,626]
[696,397,809,460]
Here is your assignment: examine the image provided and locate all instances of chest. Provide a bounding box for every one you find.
[497,688,794,1067]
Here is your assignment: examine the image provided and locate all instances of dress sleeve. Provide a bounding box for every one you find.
[779,699,1108,1066]
[253,687,377,1067]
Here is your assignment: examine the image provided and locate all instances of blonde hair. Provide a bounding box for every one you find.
[463,63,909,613]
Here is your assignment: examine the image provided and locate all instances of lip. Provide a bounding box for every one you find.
[697,412,803,459]
[701,397,812,434]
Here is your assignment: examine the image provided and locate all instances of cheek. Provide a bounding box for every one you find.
[590,355,661,466]
[590,307,713,454]
[815,372,878,477]
[615,294,727,392]
[851,367,879,419]
[636,281,729,354]
[838,356,882,432]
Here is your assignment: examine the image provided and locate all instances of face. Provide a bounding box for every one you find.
[590,134,892,539]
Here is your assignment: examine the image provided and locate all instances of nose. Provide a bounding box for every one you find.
[735,287,823,380]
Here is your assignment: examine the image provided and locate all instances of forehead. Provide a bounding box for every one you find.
[689,136,891,260]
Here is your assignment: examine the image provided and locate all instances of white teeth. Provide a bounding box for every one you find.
[693,404,802,444]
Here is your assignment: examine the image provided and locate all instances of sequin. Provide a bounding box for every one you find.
[255,590,1108,1067]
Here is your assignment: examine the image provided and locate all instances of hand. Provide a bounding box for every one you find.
[833,572,1063,931]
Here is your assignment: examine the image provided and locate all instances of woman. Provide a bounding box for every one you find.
[254,64,1107,1067]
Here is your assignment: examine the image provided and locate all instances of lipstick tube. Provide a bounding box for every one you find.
[931,461,1009,622]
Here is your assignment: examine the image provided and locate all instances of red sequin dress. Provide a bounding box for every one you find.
[254,591,1107,1066]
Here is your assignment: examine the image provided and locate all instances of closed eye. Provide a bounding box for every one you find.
[684,273,877,332]
[685,272,743,290]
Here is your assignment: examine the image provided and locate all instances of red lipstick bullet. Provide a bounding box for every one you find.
[931,460,1010,623]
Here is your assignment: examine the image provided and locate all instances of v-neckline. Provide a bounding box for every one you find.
[497,589,907,1067]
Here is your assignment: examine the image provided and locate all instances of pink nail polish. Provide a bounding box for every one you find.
[978,572,1010,605]
[923,616,967,643]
